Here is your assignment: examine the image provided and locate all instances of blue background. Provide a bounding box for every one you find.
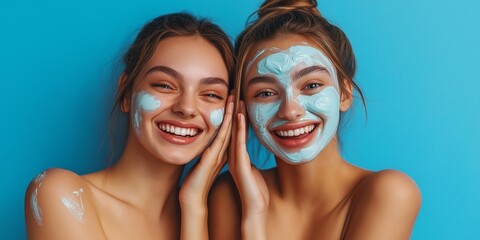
[1,0,479,239]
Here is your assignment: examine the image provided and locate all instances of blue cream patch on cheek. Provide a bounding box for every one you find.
[210,108,224,128]
[132,91,162,133]
[249,100,281,158]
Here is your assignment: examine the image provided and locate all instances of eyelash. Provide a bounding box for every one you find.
[205,93,224,100]
[304,82,323,90]
[152,83,174,90]
[255,91,276,98]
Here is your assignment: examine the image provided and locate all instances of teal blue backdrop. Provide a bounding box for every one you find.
[1,0,479,239]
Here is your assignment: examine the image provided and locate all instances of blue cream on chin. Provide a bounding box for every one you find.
[248,45,340,164]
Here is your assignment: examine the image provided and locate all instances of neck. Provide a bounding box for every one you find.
[274,138,350,207]
[104,130,183,216]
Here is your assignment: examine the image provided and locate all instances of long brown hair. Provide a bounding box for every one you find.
[235,0,365,117]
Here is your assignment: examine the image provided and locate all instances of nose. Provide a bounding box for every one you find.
[276,96,305,121]
[172,92,197,119]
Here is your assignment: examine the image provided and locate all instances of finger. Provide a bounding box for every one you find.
[235,113,254,179]
[239,100,249,141]
[193,96,233,180]
[234,114,265,202]
[217,97,234,154]
[200,97,233,162]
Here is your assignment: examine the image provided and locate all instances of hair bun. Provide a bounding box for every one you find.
[258,0,320,18]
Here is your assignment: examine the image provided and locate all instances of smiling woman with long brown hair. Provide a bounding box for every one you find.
[25,12,234,240]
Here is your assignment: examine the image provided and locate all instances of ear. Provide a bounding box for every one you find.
[339,80,353,112]
[118,73,131,112]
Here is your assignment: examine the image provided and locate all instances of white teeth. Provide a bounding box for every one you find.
[294,129,300,136]
[158,124,199,137]
[274,124,316,137]
[299,128,305,134]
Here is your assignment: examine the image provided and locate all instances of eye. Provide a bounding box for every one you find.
[204,93,224,100]
[255,91,276,98]
[303,82,323,90]
[152,82,175,90]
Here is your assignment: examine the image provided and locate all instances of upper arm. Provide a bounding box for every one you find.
[343,170,421,240]
[24,168,106,240]
[208,173,242,240]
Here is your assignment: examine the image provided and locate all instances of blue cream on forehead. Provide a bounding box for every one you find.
[248,45,341,164]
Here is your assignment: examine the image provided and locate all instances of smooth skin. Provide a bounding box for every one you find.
[25,36,233,240]
[209,34,421,240]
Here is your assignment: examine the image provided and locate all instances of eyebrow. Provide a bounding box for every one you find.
[145,65,181,79]
[146,65,228,88]
[292,65,329,80]
[246,75,278,88]
[200,77,229,88]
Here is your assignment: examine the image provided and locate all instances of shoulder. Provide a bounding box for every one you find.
[208,172,241,240]
[344,170,421,239]
[354,169,421,205]
[25,168,105,240]
[25,168,87,206]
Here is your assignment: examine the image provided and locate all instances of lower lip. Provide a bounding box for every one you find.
[157,127,201,145]
[271,125,319,149]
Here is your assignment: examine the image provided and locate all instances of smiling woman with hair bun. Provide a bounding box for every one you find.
[209,0,421,239]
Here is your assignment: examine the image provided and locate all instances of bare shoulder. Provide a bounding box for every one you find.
[344,169,421,240]
[209,172,241,240]
[353,169,421,205]
[25,168,105,240]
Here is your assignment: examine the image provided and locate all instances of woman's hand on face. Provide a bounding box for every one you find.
[229,101,269,239]
[179,95,234,210]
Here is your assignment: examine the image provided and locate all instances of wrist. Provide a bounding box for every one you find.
[241,216,267,240]
[180,201,207,217]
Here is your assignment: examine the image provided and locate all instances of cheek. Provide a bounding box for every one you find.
[248,101,280,129]
[298,86,340,117]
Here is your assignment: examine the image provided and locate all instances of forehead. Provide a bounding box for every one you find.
[143,36,228,80]
[244,34,336,86]
[244,34,326,79]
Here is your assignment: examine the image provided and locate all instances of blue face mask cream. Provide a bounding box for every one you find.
[210,108,225,129]
[247,45,340,164]
[132,91,162,133]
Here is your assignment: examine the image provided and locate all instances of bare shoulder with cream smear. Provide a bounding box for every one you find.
[24,168,107,240]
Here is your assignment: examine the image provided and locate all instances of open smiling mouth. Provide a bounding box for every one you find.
[273,124,318,139]
[158,123,202,138]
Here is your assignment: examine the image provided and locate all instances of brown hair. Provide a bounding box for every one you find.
[235,0,365,115]
[115,12,235,112]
